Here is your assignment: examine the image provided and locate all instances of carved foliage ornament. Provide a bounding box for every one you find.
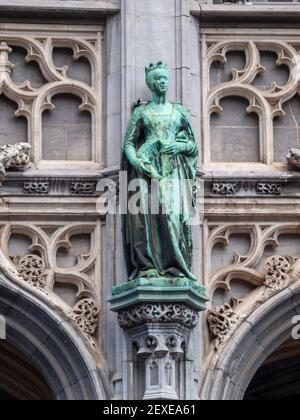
[70,182,97,195]
[207,299,240,351]
[117,303,200,329]
[72,298,99,337]
[24,182,50,195]
[0,143,31,177]
[210,182,282,196]
[264,255,291,291]
[15,254,46,289]
[211,183,240,196]
[256,183,282,195]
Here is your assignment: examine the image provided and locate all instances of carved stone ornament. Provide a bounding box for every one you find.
[258,255,295,304]
[15,254,46,289]
[72,298,99,337]
[207,299,240,351]
[133,327,188,400]
[24,182,50,195]
[70,182,97,195]
[256,183,282,196]
[0,143,31,177]
[211,183,240,196]
[117,303,200,329]
[264,255,291,291]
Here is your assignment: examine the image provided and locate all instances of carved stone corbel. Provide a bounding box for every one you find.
[207,298,240,351]
[131,325,188,400]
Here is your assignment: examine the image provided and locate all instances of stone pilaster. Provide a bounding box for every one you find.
[109,278,208,400]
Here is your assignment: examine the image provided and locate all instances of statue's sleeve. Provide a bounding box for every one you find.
[123,107,144,167]
[177,105,198,157]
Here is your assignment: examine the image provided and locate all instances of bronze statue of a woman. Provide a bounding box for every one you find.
[123,62,198,282]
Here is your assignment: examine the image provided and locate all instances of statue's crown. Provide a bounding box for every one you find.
[145,61,168,75]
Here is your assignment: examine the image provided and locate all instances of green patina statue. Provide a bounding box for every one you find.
[123,61,198,282]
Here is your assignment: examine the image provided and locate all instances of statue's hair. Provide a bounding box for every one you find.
[145,61,169,89]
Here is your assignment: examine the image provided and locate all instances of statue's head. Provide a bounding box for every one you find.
[145,61,169,96]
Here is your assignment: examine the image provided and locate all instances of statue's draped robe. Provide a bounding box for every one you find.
[123,103,198,281]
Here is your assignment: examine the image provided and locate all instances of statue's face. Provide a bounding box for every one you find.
[150,69,169,96]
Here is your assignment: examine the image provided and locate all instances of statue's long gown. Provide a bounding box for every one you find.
[123,103,198,281]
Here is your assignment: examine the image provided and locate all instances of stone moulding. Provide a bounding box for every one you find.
[117,303,200,329]
[23,182,50,195]
[70,181,97,195]
[256,183,282,195]
[0,0,120,14]
[211,183,240,196]
[109,278,208,314]
[0,176,101,196]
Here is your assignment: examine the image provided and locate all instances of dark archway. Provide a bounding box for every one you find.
[201,281,300,400]
[0,272,109,400]
[244,338,300,400]
[0,340,54,400]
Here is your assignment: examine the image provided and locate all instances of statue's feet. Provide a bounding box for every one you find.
[146,270,159,279]
[137,269,159,279]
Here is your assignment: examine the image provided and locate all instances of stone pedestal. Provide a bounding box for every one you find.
[109,278,208,400]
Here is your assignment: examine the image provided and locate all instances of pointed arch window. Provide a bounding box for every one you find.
[0,24,103,171]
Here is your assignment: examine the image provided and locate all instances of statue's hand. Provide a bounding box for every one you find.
[135,159,162,180]
[162,143,187,155]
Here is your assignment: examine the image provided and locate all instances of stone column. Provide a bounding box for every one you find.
[109,278,207,400]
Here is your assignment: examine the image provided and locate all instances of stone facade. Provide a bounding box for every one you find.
[0,0,300,401]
